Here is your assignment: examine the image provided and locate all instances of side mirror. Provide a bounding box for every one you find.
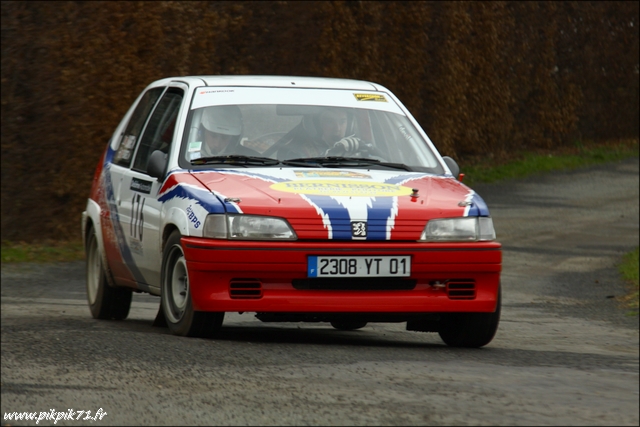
[147,150,168,180]
[442,156,461,180]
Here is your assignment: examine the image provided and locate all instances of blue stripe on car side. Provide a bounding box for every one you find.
[158,184,229,214]
[103,147,146,284]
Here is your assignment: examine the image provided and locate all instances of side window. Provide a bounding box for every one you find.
[113,87,165,167]
[132,88,184,173]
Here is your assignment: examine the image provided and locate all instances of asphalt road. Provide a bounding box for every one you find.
[2,158,638,426]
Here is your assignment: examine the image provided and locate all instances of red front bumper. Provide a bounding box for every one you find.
[181,237,502,314]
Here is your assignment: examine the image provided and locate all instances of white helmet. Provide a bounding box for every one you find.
[201,105,242,136]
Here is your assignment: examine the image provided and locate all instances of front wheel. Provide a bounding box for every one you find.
[86,227,132,320]
[438,286,501,348]
[160,230,224,337]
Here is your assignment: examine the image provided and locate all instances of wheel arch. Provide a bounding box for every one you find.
[83,198,101,247]
[162,223,181,253]
[160,206,191,252]
[83,199,119,289]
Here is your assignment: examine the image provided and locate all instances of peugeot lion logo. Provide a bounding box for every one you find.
[351,221,367,238]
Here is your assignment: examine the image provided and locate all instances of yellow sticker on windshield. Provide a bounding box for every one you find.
[271,180,412,197]
[354,93,387,102]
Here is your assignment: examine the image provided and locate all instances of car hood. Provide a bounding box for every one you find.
[161,168,490,240]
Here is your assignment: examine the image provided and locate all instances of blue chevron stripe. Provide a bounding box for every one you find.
[468,193,490,217]
[158,183,229,213]
[102,146,146,284]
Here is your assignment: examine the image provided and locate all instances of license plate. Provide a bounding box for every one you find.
[308,256,411,278]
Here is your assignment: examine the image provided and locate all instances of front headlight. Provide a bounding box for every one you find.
[420,217,496,242]
[203,214,297,240]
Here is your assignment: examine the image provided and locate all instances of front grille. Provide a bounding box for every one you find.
[229,279,262,299]
[446,279,476,300]
[292,278,417,291]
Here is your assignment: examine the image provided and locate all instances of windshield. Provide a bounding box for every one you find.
[179,88,444,173]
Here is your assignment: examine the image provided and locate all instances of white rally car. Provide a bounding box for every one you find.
[82,75,502,347]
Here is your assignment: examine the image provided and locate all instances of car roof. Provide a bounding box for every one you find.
[156,75,385,91]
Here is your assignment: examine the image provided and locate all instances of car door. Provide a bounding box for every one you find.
[103,86,165,287]
[117,85,186,291]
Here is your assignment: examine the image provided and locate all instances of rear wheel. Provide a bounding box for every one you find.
[86,227,132,320]
[161,230,224,337]
[438,287,501,348]
[330,321,368,331]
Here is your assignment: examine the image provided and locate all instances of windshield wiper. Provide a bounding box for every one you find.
[281,157,414,171]
[190,155,280,166]
[191,155,414,171]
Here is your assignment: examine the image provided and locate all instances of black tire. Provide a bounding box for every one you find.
[330,321,368,331]
[438,286,501,348]
[86,227,132,320]
[160,230,224,337]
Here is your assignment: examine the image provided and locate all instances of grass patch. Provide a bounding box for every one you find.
[1,240,85,263]
[618,247,639,314]
[461,139,639,186]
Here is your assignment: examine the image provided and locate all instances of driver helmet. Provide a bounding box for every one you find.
[201,105,243,137]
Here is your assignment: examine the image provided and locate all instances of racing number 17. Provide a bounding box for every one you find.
[131,194,145,241]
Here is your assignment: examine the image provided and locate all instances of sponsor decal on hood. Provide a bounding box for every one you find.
[157,168,490,241]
